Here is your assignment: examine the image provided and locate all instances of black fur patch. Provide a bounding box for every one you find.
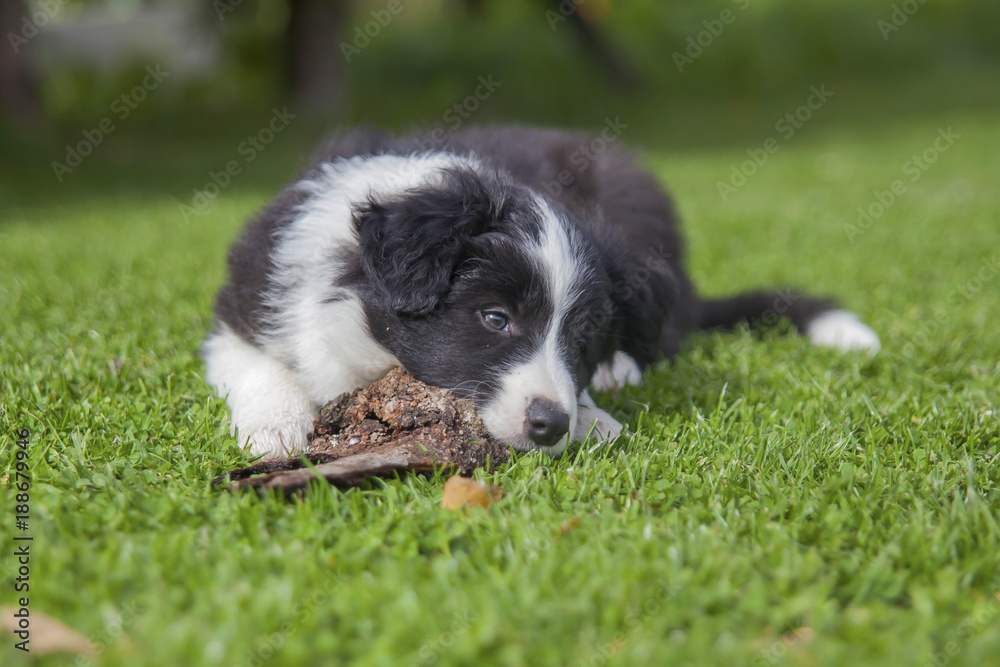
[352,169,513,316]
[213,185,310,342]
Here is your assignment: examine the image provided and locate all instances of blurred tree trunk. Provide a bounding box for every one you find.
[549,0,637,90]
[286,0,349,114]
[0,0,42,124]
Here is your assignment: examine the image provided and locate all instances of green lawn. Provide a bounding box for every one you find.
[1,78,999,666]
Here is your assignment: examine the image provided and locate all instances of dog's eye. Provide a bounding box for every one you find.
[481,311,509,331]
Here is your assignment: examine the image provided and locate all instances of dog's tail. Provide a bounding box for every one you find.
[697,289,881,352]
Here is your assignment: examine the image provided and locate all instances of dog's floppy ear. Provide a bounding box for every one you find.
[354,172,499,315]
[606,245,680,367]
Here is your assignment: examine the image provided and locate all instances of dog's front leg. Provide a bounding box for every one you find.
[203,326,317,459]
[590,351,642,391]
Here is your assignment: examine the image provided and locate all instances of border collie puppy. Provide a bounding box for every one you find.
[204,126,879,459]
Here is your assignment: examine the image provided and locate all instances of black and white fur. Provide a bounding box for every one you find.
[204,126,879,459]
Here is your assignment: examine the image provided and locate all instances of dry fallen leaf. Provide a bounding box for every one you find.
[441,475,504,510]
[2,607,95,656]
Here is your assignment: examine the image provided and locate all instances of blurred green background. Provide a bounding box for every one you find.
[8,0,1000,118]
[3,3,1000,665]
[2,0,999,213]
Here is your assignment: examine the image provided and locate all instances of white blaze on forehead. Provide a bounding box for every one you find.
[533,199,584,322]
[479,198,588,454]
[531,197,587,412]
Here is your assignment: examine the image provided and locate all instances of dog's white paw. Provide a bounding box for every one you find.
[806,310,881,354]
[575,390,624,442]
[238,419,311,460]
[591,351,642,391]
[204,325,320,460]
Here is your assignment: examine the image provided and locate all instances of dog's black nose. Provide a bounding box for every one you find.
[526,398,570,448]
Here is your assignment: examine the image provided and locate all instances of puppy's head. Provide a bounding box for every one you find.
[350,163,674,456]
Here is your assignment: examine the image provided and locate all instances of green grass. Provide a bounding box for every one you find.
[2,77,999,666]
